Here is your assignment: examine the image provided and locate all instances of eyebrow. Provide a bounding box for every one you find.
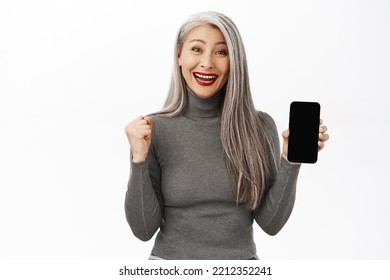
[189,39,227,45]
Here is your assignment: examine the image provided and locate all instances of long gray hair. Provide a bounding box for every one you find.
[153,11,278,210]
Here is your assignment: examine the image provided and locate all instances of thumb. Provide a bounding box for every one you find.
[143,116,154,126]
[282,129,289,139]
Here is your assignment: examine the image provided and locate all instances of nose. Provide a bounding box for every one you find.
[200,53,214,69]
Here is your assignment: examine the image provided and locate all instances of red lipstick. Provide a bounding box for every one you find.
[193,72,218,86]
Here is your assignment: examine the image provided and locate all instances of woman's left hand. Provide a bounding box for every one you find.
[281,119,330,164]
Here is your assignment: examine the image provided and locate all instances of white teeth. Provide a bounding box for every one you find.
[194,73,217,80]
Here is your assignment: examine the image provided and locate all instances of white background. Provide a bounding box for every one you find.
[0,0,389,260]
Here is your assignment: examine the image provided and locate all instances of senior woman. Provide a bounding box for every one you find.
[124,11,329,260]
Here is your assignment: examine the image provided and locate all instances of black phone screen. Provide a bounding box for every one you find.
[287,101,321,163]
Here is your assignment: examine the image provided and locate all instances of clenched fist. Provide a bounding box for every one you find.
[124,116,154,163]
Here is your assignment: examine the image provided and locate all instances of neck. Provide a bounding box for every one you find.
[184,87,225,119]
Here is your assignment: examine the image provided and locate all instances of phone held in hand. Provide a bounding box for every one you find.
[287,101,321,164]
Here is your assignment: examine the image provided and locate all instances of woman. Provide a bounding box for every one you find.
[124,11,329,260]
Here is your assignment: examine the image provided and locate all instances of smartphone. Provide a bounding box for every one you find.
[287,101,321,163]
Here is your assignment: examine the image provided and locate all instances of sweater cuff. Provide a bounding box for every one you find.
[280,155,301,174]
[130,157,148,170]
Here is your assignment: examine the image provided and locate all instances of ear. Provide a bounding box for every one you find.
[177,50,182,66]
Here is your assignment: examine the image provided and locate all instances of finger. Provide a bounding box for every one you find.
[144,116,154,126]
[140,126,152,134]
[319,133,330,142]
[133,127,152,138]
[138,124,152,132]
[282,129,289,139]
[319,118,323,125]
[138,118,150,125]
[319,125,327,133]
[318,141,325,151]
[135,116,153,126]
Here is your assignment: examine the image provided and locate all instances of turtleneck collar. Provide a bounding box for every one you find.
[184,86,225,119]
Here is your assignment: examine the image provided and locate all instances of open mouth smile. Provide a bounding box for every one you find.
[193,72,218,86]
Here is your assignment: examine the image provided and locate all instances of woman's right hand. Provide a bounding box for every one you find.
[124,116,154,163]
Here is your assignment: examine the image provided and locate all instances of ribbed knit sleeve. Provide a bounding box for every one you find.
[253,112,301,236]
[124,142,163,241]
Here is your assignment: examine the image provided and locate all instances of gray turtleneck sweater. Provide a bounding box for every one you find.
[125,88,301,260]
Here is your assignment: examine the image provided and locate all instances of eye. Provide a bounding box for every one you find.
[191,47,201,53]
[216,50,228,56]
